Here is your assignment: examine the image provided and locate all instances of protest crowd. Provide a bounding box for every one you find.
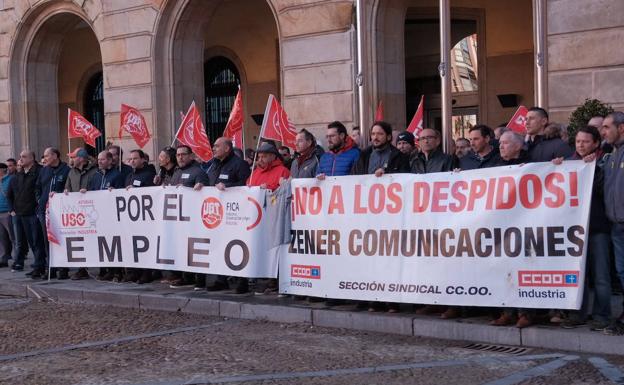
[2,105,624,337]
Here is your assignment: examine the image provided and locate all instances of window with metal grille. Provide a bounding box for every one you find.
[83,71,105,155]
[204,57,240,143]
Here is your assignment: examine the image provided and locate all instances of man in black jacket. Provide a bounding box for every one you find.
[7,150,47,277]
[411,128,457,173]
[459,125,501,170]
[206,138,251,189]
[352,121,409,176]
[123,149,156,284]
[36,147,70,278]
[203,138,251,293]
[525,107,572,162]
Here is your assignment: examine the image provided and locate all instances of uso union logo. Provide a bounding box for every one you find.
[201,197,223,229]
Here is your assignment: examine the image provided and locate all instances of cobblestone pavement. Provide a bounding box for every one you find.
[1,297,624,385]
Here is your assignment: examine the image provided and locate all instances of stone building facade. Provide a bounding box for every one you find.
[0,0,622,160]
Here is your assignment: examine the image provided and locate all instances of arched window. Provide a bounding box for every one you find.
[83,72,105,154]
[204,57,240,142]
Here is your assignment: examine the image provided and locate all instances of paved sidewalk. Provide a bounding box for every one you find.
[1,268,623,355]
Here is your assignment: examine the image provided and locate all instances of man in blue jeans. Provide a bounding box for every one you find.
[602,111,624,335]
[7,150,47,278]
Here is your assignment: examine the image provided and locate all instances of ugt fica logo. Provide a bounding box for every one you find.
[201,197,223,229]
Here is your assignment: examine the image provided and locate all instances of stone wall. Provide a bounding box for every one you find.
[547,0,624,124]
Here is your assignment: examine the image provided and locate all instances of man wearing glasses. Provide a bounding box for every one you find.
[410,128,457,173]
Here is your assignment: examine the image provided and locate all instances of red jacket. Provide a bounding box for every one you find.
[247,158,290,191]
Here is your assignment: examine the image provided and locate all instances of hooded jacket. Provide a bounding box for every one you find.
[36,161,70,215]
[248,158,290,191]
[65,160,97,192]
[317,136,360,176]
[88,167,124,191]
[459,148,502,170]
[351,144,410,175]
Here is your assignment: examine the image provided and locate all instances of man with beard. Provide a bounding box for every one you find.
[317,121,359,178]
[352,121,409,175]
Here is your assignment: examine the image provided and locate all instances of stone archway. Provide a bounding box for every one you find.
[153,0,280,151]
[9,3,103,157]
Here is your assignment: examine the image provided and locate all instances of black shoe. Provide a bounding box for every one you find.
[205,281,228,292]
[70,268,89,280]
[57,269,69,280]
[11,265,23,272]
[43,269,57,280]
[29,269,44,279]
[0,261,8,268]
[169,279,194,289]
[137,270,153,285]
[234,280,249,294]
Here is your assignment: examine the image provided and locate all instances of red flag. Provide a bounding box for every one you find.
[375,100,384,121]
[507,105,529,134]
[119,104,151,148]
[223,88,244,149]
[407,95,424,137]
[67,109,101,148]
[175,101,213,161]
[260,94,297,150]
[45,202,60,246]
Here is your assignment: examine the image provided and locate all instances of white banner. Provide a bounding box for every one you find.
[49,186,278,278]
[279,162,595,309]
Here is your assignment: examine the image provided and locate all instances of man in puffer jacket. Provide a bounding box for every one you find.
[317,121,359,177]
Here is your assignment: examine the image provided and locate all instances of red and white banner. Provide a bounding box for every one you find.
[176,101,213,161]
[48,186,277,278]
[507,105,529,134]
[119,104,151,148]
[68,109,101,148]
[280,161,595,309]
[223,89,244,149]
[260,94,297,150]
[407,95,424,137]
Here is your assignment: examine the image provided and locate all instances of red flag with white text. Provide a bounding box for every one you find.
[119,104,151,148]
[260,94,297,150]
[175,101,213,161]
[223,88,244,149]
[507,105,529,134]
[67,109,101,148]
[407,95,424,138]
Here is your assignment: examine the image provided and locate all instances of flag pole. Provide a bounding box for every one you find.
[249,95,274,185]
[67,109,72,162]
[172,105,189,147]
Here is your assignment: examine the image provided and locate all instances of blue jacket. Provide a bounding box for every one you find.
[317,137,360,176]
[88,168,124,191]
[36,162,70,215]
[604,141,624,223]
[0,174,13,213]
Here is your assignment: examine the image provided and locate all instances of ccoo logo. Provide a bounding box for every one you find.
[201,197,223,229]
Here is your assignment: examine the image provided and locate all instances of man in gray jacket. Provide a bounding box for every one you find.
[602,111,624,334]
[290,129,319,178]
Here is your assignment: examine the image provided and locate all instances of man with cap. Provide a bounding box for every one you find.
[396,131,418,158]
[63,147,97,280]
[247,143,290,191]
